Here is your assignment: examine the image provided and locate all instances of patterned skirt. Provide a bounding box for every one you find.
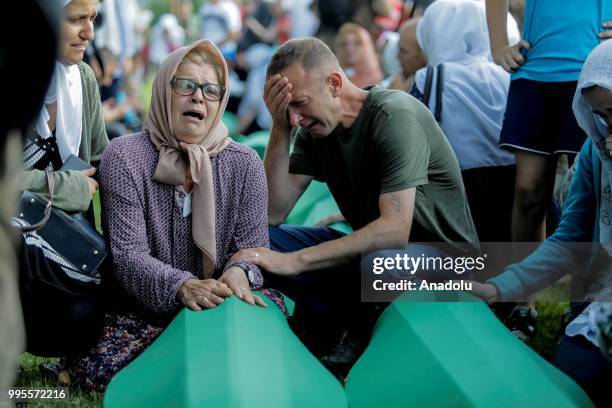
[69,288,286,391]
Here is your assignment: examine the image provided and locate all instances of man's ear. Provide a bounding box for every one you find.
[328,72,343,97]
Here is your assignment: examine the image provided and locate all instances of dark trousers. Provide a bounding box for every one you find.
[462,164,515,242]
[267,225,463,352]
[268,224,354,314]
[267,225,379,354]
[553,335,612,407]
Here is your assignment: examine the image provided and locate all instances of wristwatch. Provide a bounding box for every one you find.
[233,262,256,285]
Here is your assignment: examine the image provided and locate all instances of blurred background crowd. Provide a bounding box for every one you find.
[85,0,494,140]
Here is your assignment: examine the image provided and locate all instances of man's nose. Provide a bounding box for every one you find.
[288,108,302,128]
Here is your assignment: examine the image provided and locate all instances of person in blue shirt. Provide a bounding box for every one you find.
[485,0,612,243]
[472,39,612,406]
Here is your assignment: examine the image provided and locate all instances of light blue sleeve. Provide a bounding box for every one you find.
[488,140,598,300]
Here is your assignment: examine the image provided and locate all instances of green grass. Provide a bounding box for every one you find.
[528,279,571,360]
[15,354,102,407]
[528,301,568,361]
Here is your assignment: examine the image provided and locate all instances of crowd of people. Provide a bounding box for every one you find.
[2,0,612,406]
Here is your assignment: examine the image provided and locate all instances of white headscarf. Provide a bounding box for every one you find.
[377,31,401,78]
[414,0,516,170]
[34,0,83,163]
[572,39,612,249]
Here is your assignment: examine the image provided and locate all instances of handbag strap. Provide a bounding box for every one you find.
[18,169,55,233]
[434,64,444,122]
[422,65,435,108]
[422,64,444,123]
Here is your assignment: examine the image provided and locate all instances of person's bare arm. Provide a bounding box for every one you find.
[263,74,313,224]
[314,212,345,227]
[237,110,257,135]
[486,0,530,72]
[234,188,415,275]
[245,16,278,43]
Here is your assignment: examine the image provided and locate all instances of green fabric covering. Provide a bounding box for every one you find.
[222,112,240,138]
[345,291,594,408]
[241,131,270,159]
[104,296,346,408]
[285,181,352,234]
[231,134,248,144]
[285,181,330,226]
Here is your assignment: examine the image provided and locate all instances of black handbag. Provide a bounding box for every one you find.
[14,169,106,286]
[14,169,107,356]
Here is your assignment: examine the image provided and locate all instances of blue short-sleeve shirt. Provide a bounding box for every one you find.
[513,0,612,82]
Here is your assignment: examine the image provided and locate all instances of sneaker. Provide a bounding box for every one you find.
[505,305,538,342]
[320,331,367,382]
[39,359,71,386]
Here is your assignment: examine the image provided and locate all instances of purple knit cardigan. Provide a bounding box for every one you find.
[99,131,269,313]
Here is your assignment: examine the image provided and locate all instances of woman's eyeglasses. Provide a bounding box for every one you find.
[171,78,225,101]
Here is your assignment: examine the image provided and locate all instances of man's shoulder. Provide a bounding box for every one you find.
[365,86,426,117]
[361,86,436,137]
[363,86,433,126]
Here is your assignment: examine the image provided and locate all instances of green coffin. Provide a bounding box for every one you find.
[345,291,593,408]
[104,296,347,408]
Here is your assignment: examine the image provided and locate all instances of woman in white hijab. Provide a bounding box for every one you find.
[19,0,108,373]
[410,0,517,242]
[472,39,612,405]
[23,0,108,213]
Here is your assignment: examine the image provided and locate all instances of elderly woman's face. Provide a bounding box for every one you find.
[171,62,222,144]
[60,0,98,65]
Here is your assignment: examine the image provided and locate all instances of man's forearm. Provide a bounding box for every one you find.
[485,0,510,49]
[263,124,292,223]
[295,216,411,272]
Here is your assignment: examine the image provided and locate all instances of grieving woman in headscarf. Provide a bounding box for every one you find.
[68,39,284,390]
[335,23,384,89]
[24,0,107,211]
[471,39,612,405]
[410,0,517,242]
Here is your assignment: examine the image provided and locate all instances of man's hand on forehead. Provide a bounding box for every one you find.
[265,74,292,95]
[264,74,293,131]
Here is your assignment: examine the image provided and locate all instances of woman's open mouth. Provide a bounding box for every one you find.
[183,111,204,120]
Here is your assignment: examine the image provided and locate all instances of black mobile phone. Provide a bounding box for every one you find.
[60,154,94,172]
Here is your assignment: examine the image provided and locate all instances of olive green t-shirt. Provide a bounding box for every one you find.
[289,86,478,247]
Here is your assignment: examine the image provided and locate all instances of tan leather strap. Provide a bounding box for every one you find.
[18,168,55,233]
